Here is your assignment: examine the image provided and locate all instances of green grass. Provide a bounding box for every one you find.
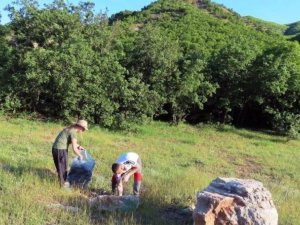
[0,116,299,224]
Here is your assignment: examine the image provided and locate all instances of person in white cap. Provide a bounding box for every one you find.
[111,152,142,196]
[52,119,88,187]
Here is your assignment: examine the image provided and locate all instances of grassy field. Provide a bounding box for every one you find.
[0,116,299,225]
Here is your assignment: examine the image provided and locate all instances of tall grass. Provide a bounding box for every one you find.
[0,116,299,224]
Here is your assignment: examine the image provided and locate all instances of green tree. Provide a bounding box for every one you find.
[206,36,260,124]
[249,42,300,135]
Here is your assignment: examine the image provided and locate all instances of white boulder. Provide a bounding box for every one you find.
[193,177,278,225]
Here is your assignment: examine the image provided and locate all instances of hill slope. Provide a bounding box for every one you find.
[1,0,300,136]
[186,0,299,38]
[285,21,300,35]
[111,0,280,57]
[112,0,298,38]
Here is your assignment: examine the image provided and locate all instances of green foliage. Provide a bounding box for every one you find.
[285,21,300,36]
[0,1,162,129]
[206,35,262,123]
[0,25,15,112]
[1,0,300,136]
[243,16,288,35]
[125,24,216,122]
[247,42,300,134]
[290,33,300,42]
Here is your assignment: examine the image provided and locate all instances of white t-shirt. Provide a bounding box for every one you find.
[116,152,139,173]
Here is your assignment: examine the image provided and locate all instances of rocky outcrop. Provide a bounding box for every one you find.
[193,177,278,225]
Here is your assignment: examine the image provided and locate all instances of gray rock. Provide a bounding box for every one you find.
[193,177,278,225]
[89,195,139,211]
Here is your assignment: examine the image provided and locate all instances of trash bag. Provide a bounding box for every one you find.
[67,149,95,188]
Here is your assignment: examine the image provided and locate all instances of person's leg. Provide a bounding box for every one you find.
[133,173,142,195]
[133,157,142,195]
[62,149,68,182]
[52,148,59,170]
[57,149,68,186]
[52,148,61,184]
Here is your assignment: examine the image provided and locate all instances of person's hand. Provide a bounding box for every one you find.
[78,145,85,150]
[78,154,84,160]
[122,175,130,183]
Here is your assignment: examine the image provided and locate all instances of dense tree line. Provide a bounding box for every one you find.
[0,0,300,136]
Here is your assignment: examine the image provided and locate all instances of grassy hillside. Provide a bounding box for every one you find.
[0,116,299,224]
[243,16,288,35]
[112,0,280,59]
[285,21,300,42]
[120,0,296,39]
[285,21,300,36]
[190,0,294,37]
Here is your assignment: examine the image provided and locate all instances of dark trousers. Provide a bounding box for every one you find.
[52,148,68,186]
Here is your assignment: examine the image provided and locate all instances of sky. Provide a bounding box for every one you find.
[0,0,299,25]
[212,0,300,24]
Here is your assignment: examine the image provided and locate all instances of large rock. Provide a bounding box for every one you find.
[193,177,278,225]
[90,195,139,211]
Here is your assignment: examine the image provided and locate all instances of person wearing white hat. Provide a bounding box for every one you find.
[52,119,88,187]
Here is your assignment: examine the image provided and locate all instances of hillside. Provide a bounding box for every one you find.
[112,0,297,38]
[243,16,288,35]
[110,0,295,53]
[187,0,298,38]
[109,0,300,132]
[285,21,300,42]
[0,117,299,224]
[285,21,300,36]
[111,0,283,57]
[1,0,300,136]
[0,1,300,223]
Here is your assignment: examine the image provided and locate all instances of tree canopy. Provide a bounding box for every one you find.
[1,0,300,136]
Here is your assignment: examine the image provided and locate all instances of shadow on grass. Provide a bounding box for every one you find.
[215,126,288,143]
[138,190,194,225]
[87,198,193,225]
[60,186,194,225]
[0,160,57,183]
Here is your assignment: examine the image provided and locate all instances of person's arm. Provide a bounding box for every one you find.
[112,175,118,195]
[112,174,123,196]
[122,166,139,182]
[71,138,83,160]
[117,181,123,196]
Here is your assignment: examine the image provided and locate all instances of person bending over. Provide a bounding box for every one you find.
[111,152,142,196]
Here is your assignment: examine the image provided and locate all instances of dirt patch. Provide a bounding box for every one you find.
[237,156,263,177]
[220,151,263,177]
